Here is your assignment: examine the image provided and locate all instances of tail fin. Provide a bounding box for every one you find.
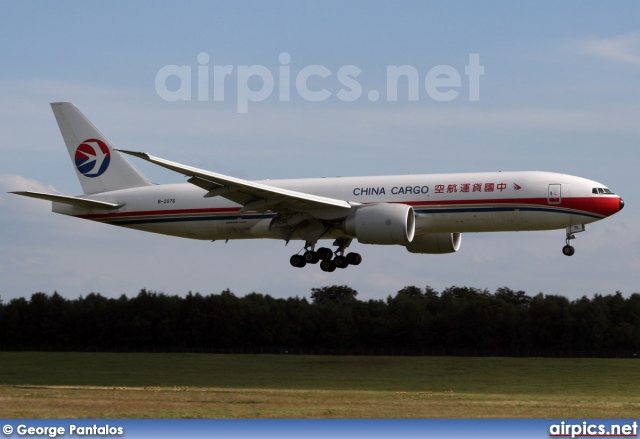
[51,102,152,194]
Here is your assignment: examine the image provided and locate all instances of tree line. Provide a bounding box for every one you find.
[0,285,639,357]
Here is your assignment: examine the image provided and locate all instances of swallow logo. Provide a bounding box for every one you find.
[75,139,110,177]
[513,183,522,190]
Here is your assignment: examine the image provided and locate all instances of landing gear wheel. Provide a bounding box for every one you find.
[346,252,362,265]
[320,259,336,272]
[316,247,333,261]
[334,255,349,269]
[562,226,584,258]
[290,254,307,267]
[304,250,319,264]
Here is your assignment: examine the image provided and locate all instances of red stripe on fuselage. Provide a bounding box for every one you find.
[77,206,240,220]
[403,196,621,217]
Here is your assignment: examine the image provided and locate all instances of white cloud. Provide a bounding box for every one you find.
[0,175,58,208]
[576,32,640,66]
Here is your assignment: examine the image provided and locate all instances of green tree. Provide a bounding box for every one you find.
[310,285,358,305]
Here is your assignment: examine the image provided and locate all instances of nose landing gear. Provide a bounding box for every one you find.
[562,224,585,257]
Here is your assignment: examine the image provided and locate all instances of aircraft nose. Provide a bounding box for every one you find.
[620,198,625,211]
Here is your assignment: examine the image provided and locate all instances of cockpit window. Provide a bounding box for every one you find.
[592,187,615,195]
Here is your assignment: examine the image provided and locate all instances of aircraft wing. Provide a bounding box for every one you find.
[117,150,353,213]
[10,191,123,209]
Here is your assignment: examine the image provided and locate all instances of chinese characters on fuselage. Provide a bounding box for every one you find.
[352,182,514,197]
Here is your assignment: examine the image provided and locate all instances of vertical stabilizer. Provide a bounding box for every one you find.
[51,102,152,194]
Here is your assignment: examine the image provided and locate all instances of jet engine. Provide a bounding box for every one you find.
[343,203,415,245]
[405,232,461,254]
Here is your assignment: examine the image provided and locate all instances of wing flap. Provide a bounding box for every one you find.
[187,176,224,192]
[10,191,123,209]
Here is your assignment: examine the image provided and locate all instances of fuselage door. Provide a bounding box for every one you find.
[548,184,561,204]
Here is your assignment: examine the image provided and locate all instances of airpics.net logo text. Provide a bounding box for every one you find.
[155,52,484,113]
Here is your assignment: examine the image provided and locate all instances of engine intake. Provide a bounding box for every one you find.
[343,203,415,245]
[405,233,462,254]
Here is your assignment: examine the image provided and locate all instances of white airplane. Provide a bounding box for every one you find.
[11,102,624,272]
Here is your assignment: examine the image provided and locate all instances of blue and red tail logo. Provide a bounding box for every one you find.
[75,139,110,178]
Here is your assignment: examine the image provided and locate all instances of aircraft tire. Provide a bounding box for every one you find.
[562,245,575,256]
[317,247,333,261]
[346,252,362,265]
[334,256,349,269]
[290,254,307,267]
[304,250,319,264]
[320,259,336,272]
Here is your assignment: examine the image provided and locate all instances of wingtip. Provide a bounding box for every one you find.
[116,149,150,160]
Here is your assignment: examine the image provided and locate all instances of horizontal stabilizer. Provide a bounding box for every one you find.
[10,191,123,209]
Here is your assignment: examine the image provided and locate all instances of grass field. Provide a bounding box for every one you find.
[1,352,638,418]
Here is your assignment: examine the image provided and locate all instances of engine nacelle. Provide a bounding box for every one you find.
[343,203,415,245]
[405,233,462,254]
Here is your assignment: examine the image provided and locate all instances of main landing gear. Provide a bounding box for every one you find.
[290,239,362,272]
[562,224,586,257]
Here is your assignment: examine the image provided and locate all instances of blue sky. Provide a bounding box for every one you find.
[1,1,639,302]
